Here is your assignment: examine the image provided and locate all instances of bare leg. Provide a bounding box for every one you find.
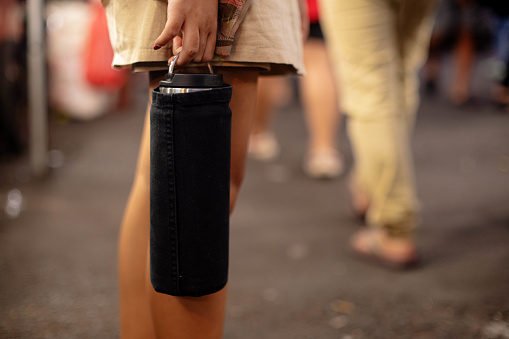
[251,76,289,135]
[224,69,260,210]
[450,25,474,105]
[119,76,229,338]
[300,38,340,152]
[300,38,343,179]
[118,68,258,339]
[248,76,289,161]
[118,77,158,339]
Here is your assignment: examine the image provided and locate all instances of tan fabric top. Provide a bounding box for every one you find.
[103,0,304,75]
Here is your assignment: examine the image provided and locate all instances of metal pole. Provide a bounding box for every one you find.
[26,0,48,177]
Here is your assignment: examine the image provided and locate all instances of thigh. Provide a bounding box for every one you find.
[217,68,259,197]
[134,72,166,188]
[118,72,163,339]
[141,68,258,205]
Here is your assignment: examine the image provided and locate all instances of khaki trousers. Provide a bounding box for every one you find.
[319,0,437,237]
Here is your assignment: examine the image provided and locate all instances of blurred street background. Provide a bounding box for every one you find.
[1,0,509,338]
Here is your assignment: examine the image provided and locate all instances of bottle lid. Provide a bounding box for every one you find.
[160,73,223,88]
[159,52,223,89]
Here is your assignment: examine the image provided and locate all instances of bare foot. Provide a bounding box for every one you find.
[350,228,419,269]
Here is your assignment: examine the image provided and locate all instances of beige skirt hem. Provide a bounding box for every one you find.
[105,0,304,76]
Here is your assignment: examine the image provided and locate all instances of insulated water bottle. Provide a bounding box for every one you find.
[150,54,232,297]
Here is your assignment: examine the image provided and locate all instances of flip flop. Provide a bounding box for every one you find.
[349,229,421,270]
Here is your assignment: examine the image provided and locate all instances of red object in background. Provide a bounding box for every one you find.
[83,2,127,91]
[307,0,320,24]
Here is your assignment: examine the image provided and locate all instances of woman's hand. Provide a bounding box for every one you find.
[154,0,218,66]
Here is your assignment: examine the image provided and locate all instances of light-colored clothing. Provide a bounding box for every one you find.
[319,0,437,237]
[103,0,304,75]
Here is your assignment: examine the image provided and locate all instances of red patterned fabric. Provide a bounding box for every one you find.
[216,0,253,56]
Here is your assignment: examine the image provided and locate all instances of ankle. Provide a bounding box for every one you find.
[348,179,369,214]
[379,232,416,256]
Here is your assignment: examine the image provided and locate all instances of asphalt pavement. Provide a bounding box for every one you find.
[0,71,508,339]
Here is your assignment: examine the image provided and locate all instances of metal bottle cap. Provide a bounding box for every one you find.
[159,53,223,93]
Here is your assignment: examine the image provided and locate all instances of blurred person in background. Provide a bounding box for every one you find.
[424,0,493,106]
[103,0,304,338]
[319,0,437,268]
[479,0,509,108]
[0,0,26,156]
[494,54,509,108]
[249,0,344,179]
